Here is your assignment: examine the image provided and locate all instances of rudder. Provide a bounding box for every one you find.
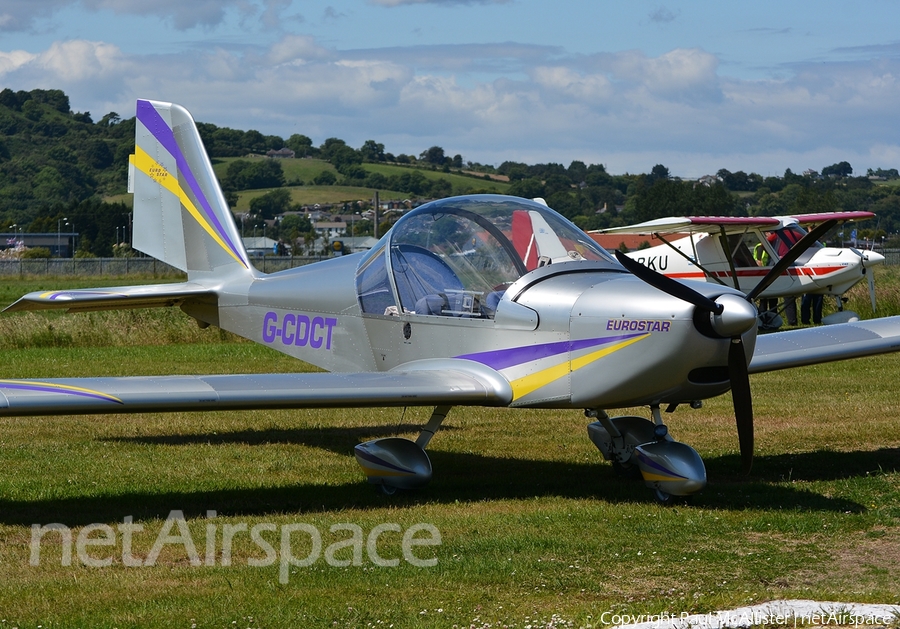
[129,99,255,278]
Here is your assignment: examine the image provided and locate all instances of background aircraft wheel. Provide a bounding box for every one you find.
[612,460,642,479]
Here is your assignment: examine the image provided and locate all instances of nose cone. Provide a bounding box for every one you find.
[862,250,885,268]
[708,293,757,338]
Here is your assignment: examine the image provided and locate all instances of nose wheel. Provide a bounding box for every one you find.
[652,487,676,505]
[587,406,707,503]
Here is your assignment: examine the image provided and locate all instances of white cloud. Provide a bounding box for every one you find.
[0,0,65,32]
[0,49,37,75]
[531,66,614,102]
[3,33,900,176]
[84,0,230,29]
[0,0,296,32]
[268,35,331,65]
[38,40,126,82]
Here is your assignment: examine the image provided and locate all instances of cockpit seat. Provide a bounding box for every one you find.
[414,294,448,315]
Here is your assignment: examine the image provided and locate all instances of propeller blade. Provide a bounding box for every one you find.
[615,249,723,315]
[746,219,838,302]
[728,337,754,474]
[868,269,876,313]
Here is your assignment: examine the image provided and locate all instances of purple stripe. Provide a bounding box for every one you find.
[354,447,414,474]
[136,100,245,265]
[456,334,645,371]
[637,450,687,479]
[0,383,123,404]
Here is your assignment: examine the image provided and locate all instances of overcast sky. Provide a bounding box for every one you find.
[2,0,900,178]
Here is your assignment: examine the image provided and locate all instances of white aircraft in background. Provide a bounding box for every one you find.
[590,213,884,326]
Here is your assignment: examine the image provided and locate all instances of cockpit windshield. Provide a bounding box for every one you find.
[355,195,615,318]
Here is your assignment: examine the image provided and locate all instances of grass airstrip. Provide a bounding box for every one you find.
[0,269,897,628]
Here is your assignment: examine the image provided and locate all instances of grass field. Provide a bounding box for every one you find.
[0,272,898,628]
[233,185,407,212]
[110,158,509,210]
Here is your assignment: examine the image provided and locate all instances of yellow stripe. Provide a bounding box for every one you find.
[360,467,413,478]
[510,334,650,400]
[132,146,247,268]
[510,360,571,400]
[640,471,685,482]
[0,380,123,404]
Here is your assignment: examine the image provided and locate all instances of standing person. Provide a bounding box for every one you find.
[783,296,798,326]
[801,293,823,325]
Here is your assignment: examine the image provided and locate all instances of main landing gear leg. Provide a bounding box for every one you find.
[354,405,452,495]
[587,405,707,504]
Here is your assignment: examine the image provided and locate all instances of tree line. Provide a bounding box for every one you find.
[3,88,900,257]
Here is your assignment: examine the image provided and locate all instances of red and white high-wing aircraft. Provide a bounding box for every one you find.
[590,213,883,324]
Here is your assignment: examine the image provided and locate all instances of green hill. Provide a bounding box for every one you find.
[211,156,509,208]
[0,88,133,222]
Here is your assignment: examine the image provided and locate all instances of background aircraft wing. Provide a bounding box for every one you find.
[592,216,780,237]
[0,359,511,417]
[789,211,875,226]
[750,316,900,373]
[3,282,215,313]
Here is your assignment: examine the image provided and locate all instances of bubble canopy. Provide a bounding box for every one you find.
[355,195,616,318]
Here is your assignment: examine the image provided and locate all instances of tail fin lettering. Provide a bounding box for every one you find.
[129,99,255,278]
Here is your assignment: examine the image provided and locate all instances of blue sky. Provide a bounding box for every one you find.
[3,0,900,177]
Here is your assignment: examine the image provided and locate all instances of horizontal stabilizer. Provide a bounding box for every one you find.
[3,282,215,313]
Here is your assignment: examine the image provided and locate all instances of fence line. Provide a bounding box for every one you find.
[2,250,898,277]
[0,256,327,277]
[880,248,900,266]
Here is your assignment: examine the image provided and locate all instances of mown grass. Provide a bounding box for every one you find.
[112,158,509,209]
[361,163,511,194]
[233,185,407,212]
[0,275,898,628]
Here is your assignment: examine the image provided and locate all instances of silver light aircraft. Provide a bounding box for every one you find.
[3,99,900,503]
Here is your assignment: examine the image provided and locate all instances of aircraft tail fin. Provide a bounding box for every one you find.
[129,99,256,278]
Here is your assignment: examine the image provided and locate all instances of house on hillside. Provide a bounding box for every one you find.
[313,221,347,240]
[266,148,295,159]
[697,174,721,187]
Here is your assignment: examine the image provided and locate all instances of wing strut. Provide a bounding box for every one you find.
[651,232,729,287]
[716,226,742,290]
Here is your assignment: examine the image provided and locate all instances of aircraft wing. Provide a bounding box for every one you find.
[750,316,900,373]
[3,282,215,313]
[592,216,780,237]
[0,359,511,417]
[789,211,874,226]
